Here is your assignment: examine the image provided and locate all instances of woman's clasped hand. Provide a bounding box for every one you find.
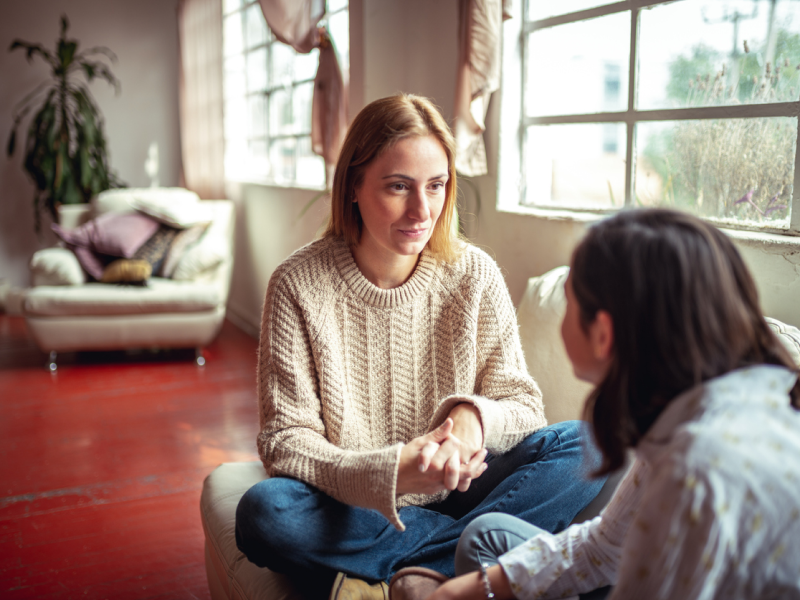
[397,405,488,496]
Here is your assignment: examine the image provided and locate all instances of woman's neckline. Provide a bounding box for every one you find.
[331,237,438,308]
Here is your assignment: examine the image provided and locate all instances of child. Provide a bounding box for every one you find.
[415,208,800,600]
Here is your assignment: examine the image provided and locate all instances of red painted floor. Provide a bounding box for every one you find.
[0,315,261,599]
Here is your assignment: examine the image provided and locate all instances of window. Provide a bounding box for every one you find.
[503,0,800,234]
[222,0,349,188]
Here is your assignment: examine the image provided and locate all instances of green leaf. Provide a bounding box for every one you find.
[58,40,78,69]
[9,40,56,67]
[79,147,90,189]
[81,62,96,82]
[76,46,117,64]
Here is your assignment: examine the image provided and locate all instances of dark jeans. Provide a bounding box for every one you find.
[235,420,606,588]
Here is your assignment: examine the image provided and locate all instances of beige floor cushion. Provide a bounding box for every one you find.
[201,462,302,600]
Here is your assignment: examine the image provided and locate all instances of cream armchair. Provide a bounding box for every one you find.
[23,190,234,370]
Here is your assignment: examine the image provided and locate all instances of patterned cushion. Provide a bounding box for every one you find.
[132,225,180,275]
[161,223,209,278]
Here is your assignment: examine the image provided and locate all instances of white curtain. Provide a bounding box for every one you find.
[258,0,348,174]
[177,0,226,199]
[454,0,511,177]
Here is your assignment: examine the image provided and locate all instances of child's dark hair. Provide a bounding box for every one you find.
[571,208,800,475]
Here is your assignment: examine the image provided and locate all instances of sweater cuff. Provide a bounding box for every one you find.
[429,395,507,452]
[336,443,407,531]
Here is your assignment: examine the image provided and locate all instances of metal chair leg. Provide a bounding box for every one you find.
[195,347,206,366]
[48,350,58,372]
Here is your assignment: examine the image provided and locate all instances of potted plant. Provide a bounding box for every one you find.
[6,15,124,234]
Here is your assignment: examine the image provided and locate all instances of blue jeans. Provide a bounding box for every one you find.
[235,421,605,587]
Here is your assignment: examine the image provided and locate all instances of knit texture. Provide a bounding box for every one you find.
[257,236,547,530]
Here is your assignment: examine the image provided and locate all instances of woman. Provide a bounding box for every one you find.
[235,94,605,599]
[430,208,800,600]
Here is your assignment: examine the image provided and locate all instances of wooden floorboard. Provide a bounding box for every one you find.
[0,315,261,599]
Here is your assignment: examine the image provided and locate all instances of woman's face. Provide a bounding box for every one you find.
[562,272,613,384]
[354,134,449,261]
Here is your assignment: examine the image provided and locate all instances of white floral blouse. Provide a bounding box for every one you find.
[499,365,800,600]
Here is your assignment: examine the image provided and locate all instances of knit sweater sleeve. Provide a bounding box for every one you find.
[429,251,548,453]
[256,263,404,528]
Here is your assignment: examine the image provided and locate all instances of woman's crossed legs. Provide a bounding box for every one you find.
[235,421,605,591]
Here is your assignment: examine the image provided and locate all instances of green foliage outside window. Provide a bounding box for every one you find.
[642,28,800,224]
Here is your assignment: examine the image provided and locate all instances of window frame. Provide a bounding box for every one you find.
[222,0,348,190]
[503,0,800,236]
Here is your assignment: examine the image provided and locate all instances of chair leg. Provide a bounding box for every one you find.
[195,347,206,366]
[48,351,58,372]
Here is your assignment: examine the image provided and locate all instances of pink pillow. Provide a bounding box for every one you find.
[52,212,160,280]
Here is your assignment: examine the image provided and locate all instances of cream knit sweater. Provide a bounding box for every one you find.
[257,236,547,530]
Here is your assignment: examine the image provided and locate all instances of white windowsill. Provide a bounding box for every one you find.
[498,203,800,250]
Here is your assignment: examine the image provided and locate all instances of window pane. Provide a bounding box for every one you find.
[270,137,298,184]
[223,0,243,16]
[224,55,246,101]
[328,9,350,74]
[246,47,268,92]
[245,3,268,49]
[293,82,314,135]
[328,0,348,14]
[526,12,630,117]
[223,13,244,57]
[248,138,269,180]
[294,49,319,82]
[636,117,796,227]
[224,96,247,141]
[523,123,626,209]
[270,42,306,87]
[270,88,292,136]
[248,94,267,137]
[638,0,800,110]
[527,0,612,21]
[225,138,248,179]
[296,137,326,188]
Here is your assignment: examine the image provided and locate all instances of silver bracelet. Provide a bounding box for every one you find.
[479,562,495,599]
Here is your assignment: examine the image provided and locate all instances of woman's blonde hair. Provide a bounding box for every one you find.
[322,93,462,263]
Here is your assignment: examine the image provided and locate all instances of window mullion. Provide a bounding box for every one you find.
[520,0,529,212]
[526,0,671,32]
[624,5,639,207]
[792,117,800,232]
[524,101,798,126]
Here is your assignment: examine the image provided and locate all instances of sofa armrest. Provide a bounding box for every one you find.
[517,266,593,424]
[30,247,86,287]
[766,317,800,368]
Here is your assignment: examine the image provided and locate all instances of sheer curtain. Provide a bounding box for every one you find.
[454,0,511,177]
[177,0,226,199]
[257,0,348,175]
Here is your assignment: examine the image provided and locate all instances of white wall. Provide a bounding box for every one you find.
[0,0,181,288]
